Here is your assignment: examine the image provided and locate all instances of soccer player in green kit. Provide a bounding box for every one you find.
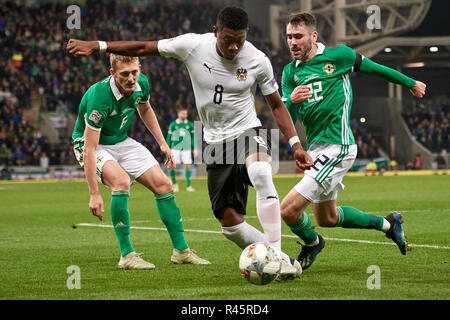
[166,108,198,192]
[279,12,427,270]
[72,54,210,269]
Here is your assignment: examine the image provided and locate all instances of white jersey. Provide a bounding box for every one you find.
[158,33,279,144]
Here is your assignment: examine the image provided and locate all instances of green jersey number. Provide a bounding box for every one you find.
[307,81,324,103]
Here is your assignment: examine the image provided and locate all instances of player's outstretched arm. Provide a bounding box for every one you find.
[358,56,426,98]
[67,39,160,57]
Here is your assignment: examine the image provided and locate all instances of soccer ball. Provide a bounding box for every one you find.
[239,242,282,285]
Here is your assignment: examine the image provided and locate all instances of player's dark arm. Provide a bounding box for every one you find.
[265,91,313,169]
[281,76,300,125]
[265,91,298,141]
[356,54,426,98]
[67,39,160,56]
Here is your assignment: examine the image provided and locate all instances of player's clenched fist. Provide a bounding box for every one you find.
[410,80,426,99]
[290,85,312,104]
[67,39,98,56]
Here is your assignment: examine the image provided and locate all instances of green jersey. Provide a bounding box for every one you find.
[166,119,197,151]
[72,73,150,145]
[282,43,415,148]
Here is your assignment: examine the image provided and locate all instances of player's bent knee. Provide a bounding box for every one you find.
[110,178,131,191]
[280,202,293,220]
[153,177,173,195]
[316,216,338,228]
[220,208,245,227]
[314,203,339,227]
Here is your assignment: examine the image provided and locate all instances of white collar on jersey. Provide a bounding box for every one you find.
[176,119,188,124]
[295,42,325,67]
[109,76,142,101]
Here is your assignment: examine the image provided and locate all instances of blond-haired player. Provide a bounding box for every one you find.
[72,54,210,269]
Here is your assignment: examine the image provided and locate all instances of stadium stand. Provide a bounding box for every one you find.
[402,97,449,154]
[0,0,423,170]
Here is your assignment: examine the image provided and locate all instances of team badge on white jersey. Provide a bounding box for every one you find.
[157,33,279,143]
[236,67,248,81]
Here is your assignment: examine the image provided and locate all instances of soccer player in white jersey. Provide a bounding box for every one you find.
[67,6,313,280]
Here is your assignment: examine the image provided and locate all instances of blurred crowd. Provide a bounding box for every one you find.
[402,97,450,153]
[1,0,283,166]
[1,0,434,169]
[350,118,381,159]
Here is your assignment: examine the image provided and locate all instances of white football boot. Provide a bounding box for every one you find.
[171,248,211,265]
[276,252,302,281]
[186,186,195,192]
[173,183,179,192]
[118,252,155,270]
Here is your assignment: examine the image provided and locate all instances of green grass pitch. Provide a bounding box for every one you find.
[0,174,449,300]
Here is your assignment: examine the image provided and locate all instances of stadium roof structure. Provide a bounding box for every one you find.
[273,0,450,67]
[354,35,450,68]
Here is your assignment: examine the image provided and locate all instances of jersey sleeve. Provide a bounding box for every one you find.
[336,44,357,73]
[281,66,298,124]
[138,73,151,103]
[157,33,200,61]
[256,54,279,96]
[84,89,111,131]
[358,57,416,89]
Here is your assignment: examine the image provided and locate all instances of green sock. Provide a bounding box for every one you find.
[155,191,189,251]
[336,206,383,230]
[170,169,177,184]
[185,169,191,187]
[288,212,318,245]
[111,190,134,257]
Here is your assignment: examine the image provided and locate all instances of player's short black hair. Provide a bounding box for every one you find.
[288,12,317,31]
[216,5,248,31]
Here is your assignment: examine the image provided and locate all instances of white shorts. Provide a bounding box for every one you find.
[294,142,357,203]
[73,137,158,183]
[172,149,192,165]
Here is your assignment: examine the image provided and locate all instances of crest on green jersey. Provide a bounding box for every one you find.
[323,62,336,75]
[236,67,248,81]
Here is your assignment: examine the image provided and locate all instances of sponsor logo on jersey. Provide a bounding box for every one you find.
[203,63,214,73]
[121,107,131,115]
[88,110,102,124]
[305,73,319,82]
[236,67,248,81]
[323,62,336,75]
